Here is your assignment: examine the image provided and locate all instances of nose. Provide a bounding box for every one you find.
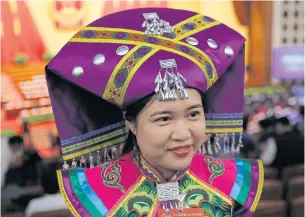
[170,120,191,142]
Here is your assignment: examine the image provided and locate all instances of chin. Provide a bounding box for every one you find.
[167,154,194,171]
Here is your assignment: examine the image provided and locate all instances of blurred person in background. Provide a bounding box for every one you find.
[295,105,304,138]
[4,136,25,187]
[259,116,304,178]
[240,114,257,159]
[2,136,43,213]
[25,167,66,217]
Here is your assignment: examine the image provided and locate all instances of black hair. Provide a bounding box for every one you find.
[52,136,60,148]
[8,136,23,146]
[41,167,59,194]
[300,105,304,117]
[122,93,155,155]
[243,114,249,131]
[276,117,290,126]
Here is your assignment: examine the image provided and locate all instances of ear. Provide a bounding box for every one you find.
[125,120,137,136]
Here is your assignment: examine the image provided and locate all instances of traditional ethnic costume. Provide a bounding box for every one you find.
[46,8,264,217]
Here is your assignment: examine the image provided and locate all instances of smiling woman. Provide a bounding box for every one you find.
[46,7,263,217]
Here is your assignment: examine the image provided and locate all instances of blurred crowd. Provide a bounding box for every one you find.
[1,126,65,217]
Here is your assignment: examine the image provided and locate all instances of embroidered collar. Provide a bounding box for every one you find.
[138,154,189,184]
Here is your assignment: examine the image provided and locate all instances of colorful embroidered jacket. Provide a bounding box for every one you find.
[57,152,264,217]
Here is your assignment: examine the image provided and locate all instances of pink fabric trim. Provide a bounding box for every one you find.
[84,152,139,210]
[190,153,237,196]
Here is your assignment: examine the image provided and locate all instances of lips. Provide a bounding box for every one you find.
[169,145,192,156]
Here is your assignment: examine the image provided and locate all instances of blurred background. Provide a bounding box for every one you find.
[1,1,304,217]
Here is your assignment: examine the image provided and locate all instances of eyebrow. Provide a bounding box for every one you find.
[150,104,203,117]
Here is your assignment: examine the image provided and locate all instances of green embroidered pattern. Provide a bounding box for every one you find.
[103,46,153,105]
[114,179,157,217]
[206,120,243,127]
[180,175,232,217]
[204,156,225,184]
[110,174,233,217]
[101,161,125,193]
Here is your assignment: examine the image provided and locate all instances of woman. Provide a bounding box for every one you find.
[46,8,264,217]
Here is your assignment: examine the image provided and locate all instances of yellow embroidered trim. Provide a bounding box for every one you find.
[74,26,218,82]
[102,46,140,100]
[250,160,264,212]
[57,170,81,217]
[148,197,159,217]
[205,128,243,133]
[72,14,221,105]
[71,36,213,89]
[61,128,126,154]
[173,13,203,32]
[175,21,220,41]
[119,49,159,104]
[63,136,126,160]
[107,176,146,216]
[102,14,203,101]
[186,171,233,205]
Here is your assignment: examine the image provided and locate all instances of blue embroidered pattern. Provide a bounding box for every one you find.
[60,122,125,146]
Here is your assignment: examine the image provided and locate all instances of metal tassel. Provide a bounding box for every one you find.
[96,151,101,165]
[231,133,236,155]
[235,133,243,154]
[213,134,221,153]
[104,148,110,162]
[80,156,86,168]
[207,134,213,155]
[89,153,94,168]
[71,158,77,168]
[224,134,229,154]
[201,142,207,155]
[62,161,70,170]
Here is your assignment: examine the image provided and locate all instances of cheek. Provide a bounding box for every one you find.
[191,120,207,144]
[136,123,170,151]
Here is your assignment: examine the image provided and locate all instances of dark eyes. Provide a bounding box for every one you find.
[155,111,201,123]
[189,111,200,118]
[156,117,170,122]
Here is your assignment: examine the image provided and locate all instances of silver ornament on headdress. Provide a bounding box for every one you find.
[154,59,188,101]
[142,12,174,36]
[62,161,70,170]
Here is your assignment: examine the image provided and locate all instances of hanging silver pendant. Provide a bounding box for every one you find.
[89,153,94,168]
[71,158,77,168]
[96,151,101,165]
[156,181,179,202]
[224,133,229,154]
[62,161,70,170]
[142,12,173,36]
[80,156,86,168]
[231,133,236,155]
[235,133,243,154]
[207,134,213,155]
[213,134,221,154]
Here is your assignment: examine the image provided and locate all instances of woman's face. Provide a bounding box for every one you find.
[129,89,207,172]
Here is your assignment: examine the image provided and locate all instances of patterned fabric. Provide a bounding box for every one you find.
[204,155,225,184]
[47,8,246,162]
[139,155,189,183]
[73,25,218,105]
[57,153,264,217]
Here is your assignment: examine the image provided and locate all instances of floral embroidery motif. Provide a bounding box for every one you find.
[101,160,125,193]
[180,174,233,217]
[204,156,225,184]
[109,178,157,217]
